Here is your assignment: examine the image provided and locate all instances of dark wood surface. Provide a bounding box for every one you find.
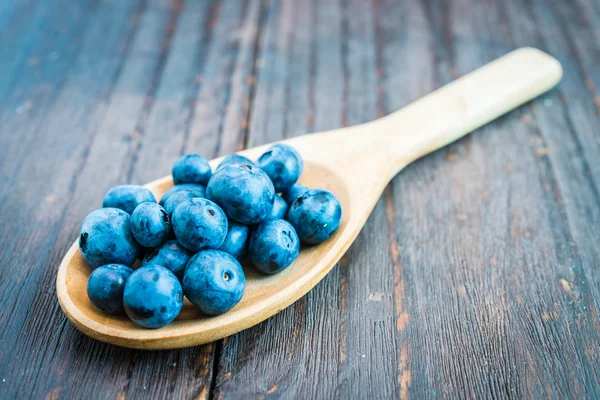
[0,0,599,398]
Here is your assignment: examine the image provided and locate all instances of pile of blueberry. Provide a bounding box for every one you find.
[80,144,342,329]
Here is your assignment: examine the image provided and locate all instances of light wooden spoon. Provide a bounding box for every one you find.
[57,48,562,349]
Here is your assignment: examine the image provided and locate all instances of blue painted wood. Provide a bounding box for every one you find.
[0,0,598,398]
[0,0,103,193]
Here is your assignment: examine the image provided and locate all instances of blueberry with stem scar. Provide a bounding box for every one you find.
[131,202,171,248]
[123,265,183,329]
[79,208,140,269]
[249,219,300,274]
[183,250,246,315]
[257,144,303,192]
[171,198,228,252]
[206,164,275,225]
[286,189,342,245]
[282,183,309,205]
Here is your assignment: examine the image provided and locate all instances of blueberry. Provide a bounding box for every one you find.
[102,185,156,215]
[123,265,183,329]
[282,183,309,205]
[183,250,246,315]
[87,264,133,314]
[206,164,275,224]
[256,144,303,192]
[171,198,228,252]
[159,183,206,206]
[286,189,342,244]
[218,222,249,262]
[216,154,254,171]
[130,203,171,248]
[79,208,140,269]
[249,219,300,274]
[163,189,202,217]
[270,194,288,219]
[172,154,212,185]
[141,240,192,281]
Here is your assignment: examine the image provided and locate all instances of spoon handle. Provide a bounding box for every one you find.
[292,47,562,183]
[373,47,563,177]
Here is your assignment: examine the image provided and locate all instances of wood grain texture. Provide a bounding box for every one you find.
[1,0,599,399]
[0,0,264,398]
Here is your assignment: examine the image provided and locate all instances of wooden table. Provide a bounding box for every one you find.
[1,0,599,398]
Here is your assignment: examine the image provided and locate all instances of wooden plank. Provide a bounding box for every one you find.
[532,0,600,191]
[401,2,523,397]
[185,0,263,157]
[0,0,101,187]
[518,0,600,288]
[130,0,217,184]
[377,1,436,398]
[0,0,49,98]
[335,0,400,397]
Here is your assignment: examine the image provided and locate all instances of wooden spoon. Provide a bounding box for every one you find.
[57,48,562,349]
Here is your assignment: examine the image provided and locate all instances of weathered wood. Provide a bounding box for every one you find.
[0,0,263,398]
[378,2,434,398]
[0,0,104,193]
[380,0,600,397]
[1,0,600,398]
[0,0,146,346]
[0,0,51,99]
[0,0,147,396]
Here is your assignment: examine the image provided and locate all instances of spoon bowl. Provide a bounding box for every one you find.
[57,48,563,349]
[58,160,354,349]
